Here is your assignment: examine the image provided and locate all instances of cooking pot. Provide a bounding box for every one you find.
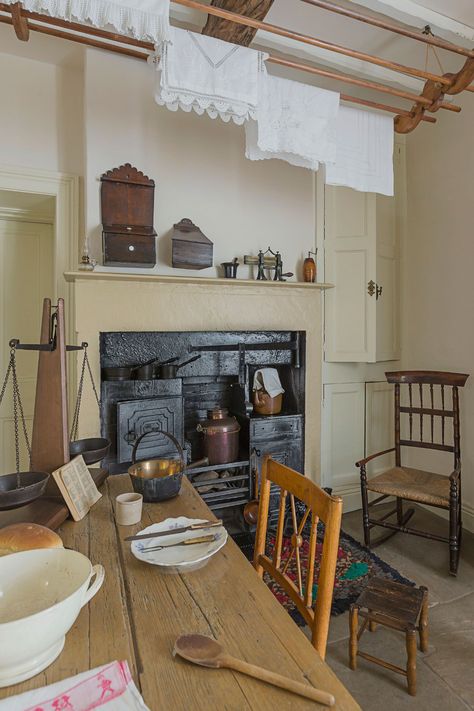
[158,355,201,379]
[128,430,208,502]
[0,548,104,687]
[102,366,134,381]
[196,408,241,466]
[135,356,179,380]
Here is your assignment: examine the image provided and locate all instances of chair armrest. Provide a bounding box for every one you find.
[356,448,396,468]
[449,467,461,482]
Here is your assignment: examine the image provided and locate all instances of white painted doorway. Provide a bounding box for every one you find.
[0,193,55,472]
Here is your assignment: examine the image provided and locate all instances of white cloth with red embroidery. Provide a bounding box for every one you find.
[0,661,149,711]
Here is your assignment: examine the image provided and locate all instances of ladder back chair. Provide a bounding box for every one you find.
[253,456,343,659]
[356,370,469,575]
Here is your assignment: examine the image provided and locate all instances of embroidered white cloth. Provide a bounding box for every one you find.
[153,28,268,124]
[2,0,170,42]
[325,105,394,196]
[0,661,150,711]
[245,74,340,170]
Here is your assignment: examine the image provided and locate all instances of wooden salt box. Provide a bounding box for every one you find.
[101,164,157,268]
[171,218,213,270]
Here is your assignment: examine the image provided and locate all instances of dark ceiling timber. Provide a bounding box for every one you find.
[202,0,275,45]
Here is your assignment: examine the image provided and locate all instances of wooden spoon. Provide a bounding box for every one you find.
[173,634,335,707]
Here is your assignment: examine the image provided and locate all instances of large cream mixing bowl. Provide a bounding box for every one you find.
[0,548,104,687]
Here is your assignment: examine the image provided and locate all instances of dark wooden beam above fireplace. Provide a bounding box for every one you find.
[201,0,274,46]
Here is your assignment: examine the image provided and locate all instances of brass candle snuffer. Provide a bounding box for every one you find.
[244,247,294,282]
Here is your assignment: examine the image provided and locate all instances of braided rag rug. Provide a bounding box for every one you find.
[233,528,413,624]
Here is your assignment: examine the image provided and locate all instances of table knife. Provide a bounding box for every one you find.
[141,534,217,552]
[124,520,222,542]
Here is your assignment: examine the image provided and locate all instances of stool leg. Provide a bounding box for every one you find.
[368,615,377,633]
[349,605,358,670]
[419,587,429,653]
[406,628,417,696]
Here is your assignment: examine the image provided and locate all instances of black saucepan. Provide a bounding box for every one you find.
[158,355,201,379]
[102,357,180,382]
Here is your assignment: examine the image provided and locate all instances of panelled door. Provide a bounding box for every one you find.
[324,187,377,362]
[0,219,54,473]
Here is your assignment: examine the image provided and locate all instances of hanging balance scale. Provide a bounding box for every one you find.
[0,298,109,511]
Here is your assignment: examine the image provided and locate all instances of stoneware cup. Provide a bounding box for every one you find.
[115,492,143,526]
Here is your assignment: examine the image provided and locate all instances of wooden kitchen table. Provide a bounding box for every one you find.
[0,475,360,710]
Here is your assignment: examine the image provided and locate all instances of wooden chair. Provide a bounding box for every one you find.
[356,370,469,576]
[253,456,343,659]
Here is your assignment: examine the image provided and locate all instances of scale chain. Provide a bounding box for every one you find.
[70,345,101,441]
[11,349,31,468]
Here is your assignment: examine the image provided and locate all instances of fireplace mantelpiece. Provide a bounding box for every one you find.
[65,271,325,484]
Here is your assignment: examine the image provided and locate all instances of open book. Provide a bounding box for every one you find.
[52,455,102,521]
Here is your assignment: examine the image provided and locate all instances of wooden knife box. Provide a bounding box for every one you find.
[101,164,157,268]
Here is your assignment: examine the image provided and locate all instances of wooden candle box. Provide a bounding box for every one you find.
[171,218,213,270]
[101,164,157,268]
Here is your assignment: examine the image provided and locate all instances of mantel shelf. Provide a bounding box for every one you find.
[64,271,334,290]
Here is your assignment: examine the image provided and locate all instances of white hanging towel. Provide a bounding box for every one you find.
[0,661,150,711]
[153,28,268,125]
[1,0,170,42]
[325,105,394,196]
[245,73,340,171]
[253,368,285,399]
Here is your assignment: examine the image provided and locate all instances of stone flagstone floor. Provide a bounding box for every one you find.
[320,504,474,710]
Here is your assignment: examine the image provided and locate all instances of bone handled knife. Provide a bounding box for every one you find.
[124,520,222,542]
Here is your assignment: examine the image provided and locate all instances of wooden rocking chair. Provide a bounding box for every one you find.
[356,371,469,576]
[253,456,343,659]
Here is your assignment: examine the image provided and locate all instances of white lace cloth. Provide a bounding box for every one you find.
[325,105,394,196]
[152,28,268,125]
[2,0,170,42]
[245,73,340,170]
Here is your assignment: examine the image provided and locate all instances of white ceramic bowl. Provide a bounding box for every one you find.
[0,548,105,687]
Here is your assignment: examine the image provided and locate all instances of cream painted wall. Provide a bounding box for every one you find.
[0,45,84,175]
[404,93,474,530]
[83,48,316,278]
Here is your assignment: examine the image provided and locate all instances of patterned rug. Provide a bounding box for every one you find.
[232,528,413,623]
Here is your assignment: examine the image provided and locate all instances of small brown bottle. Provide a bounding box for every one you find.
[303,250,317,283]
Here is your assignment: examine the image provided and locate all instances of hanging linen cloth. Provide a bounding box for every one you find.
[1,0,170,42]
[245,73,340,170]
[325,105,394,196]
[152,28,268,124]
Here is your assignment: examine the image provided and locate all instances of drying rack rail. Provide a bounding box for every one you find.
[0,0,472,133]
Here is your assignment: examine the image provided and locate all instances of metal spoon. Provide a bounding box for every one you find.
[173,634,335,706]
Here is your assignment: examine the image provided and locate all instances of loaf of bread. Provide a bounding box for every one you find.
[0,523,63,556]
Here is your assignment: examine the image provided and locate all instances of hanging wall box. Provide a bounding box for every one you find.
[171,218,213,270]
[101,164,157,268]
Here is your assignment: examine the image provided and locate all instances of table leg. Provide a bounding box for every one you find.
[406,628,417,696]
[349,605,358,670]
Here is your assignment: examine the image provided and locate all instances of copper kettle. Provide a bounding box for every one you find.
[252,389,283,416]
[196,408,241,465]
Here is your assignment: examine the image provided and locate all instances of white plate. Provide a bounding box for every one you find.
[131,517,228,573]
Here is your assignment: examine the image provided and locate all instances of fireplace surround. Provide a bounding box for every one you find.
[65,271,328,490]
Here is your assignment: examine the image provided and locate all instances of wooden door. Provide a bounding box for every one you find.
[365,381,395,477]
[376,192,400,361]
[321,382,365,507]
[324,187,377,362]
[0,219,54,473]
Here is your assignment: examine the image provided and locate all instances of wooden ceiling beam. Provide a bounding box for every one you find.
[202,0,274,46]
[10,1,29,40]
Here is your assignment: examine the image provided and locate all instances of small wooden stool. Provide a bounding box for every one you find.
[349,577,428,696]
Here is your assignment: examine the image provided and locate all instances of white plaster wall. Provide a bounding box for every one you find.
[404,93,474,530]
[0,45,84,175]
[84,48,316,278]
